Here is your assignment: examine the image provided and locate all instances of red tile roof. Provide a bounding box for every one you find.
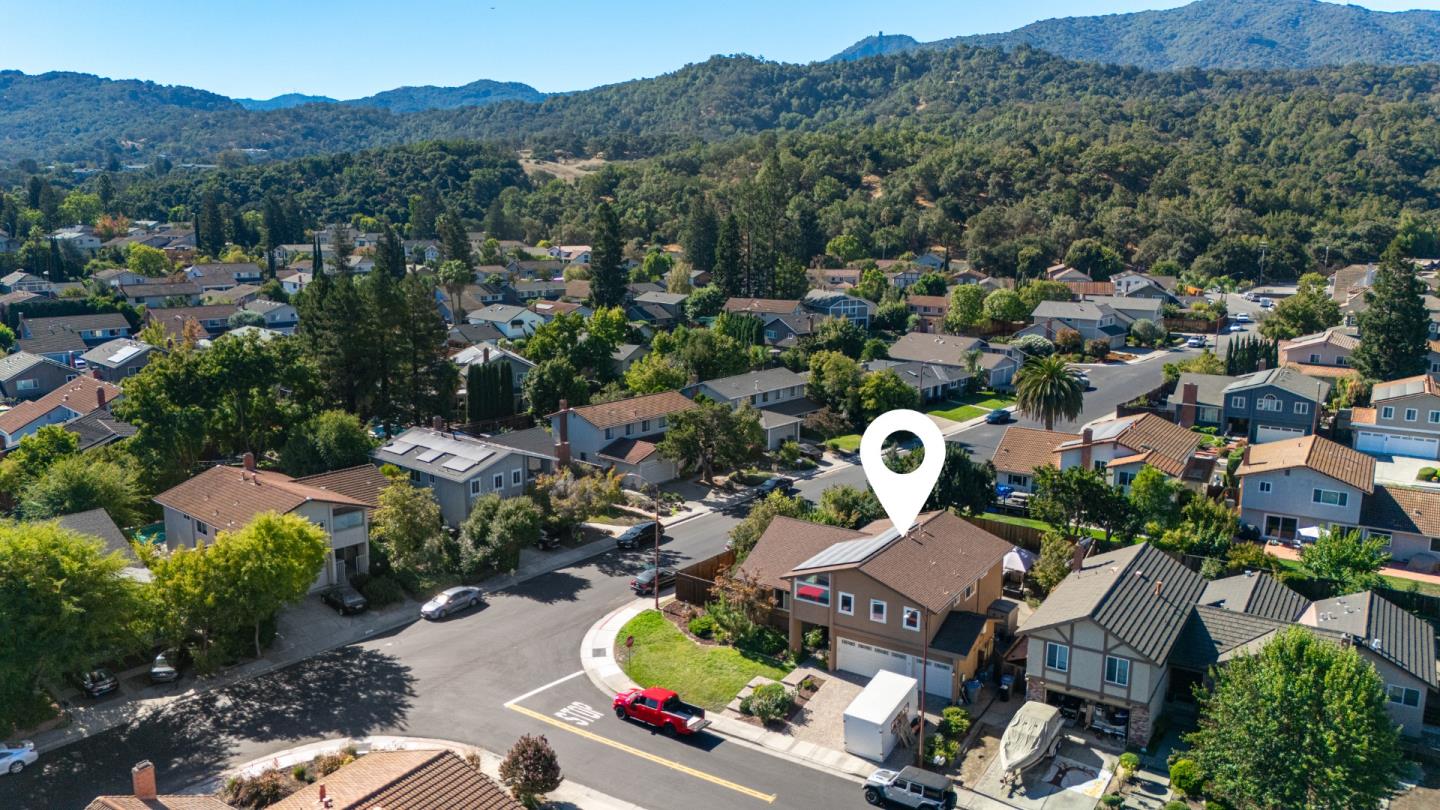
[0,375,121,436]
[991,427,1074,474]
[1237,434,1375,493]
[154,465,370,532]
[271,750,521,810]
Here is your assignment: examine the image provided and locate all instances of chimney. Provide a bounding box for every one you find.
[242,452,256,472]
[91,368,102,380]
[555,399,572,467]
[1079,427,1093,471]
[1153,579,1163,597]
[1178,382,1198,428]
[1070,541,1087,572]
[97,385,107,409]
[482,346,490,364]
[1257,358,1267,371]
[131,760,157,801]
[432,415,444,431]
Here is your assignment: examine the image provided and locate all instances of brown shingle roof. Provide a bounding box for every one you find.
[1237,434,1375,493]
[1063,281,1115,297]
[154,465,370,532]
[852,511,1015,613]
[906,295,949,310]
[740,516,866,591]
[991,427,1074,474]
[723,297,801,315]
[0,375,121,435]
[564,391,696,430]
[1350,406,1376,425]
[1058,413,1202,477]
[271,750,521,810]
[87,797,235,810]
[598,437,660,464]
[294,465,391,508]
[1360,484,1440,538]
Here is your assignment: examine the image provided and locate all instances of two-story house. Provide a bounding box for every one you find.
[467,304,545,339]
[1109,272,1183,304]
[182,262,265,293]
[990,427,1076,492]
[724,297,803,318]
[1236,434,1374,542]
[1278,327,1361,379]
[0,351,75,401]
[1045,264,1092,283]
[1350,374,1440,459]
[154,456,378,592]
[372,426,552,527]
[79,338,155,382]
[740,511,1015,702]
[0,374,122,448]
[146,304,239,342]
[241,299,299,334]
[815,267,862,290]
[550,391,698,485]
[1,270,54,295]
[1171,373,1233,429]
[119,281,202,308]
[1054,413,1209,490]
[803,290,873,329]
[689,367,815,449]
[1222,367,1330,443]
[1082,296,1165,327]
[886,332,1020,389]
[760,313,817,349]
[906,294,948,333]
[16,313,133,365]
[1023,301,1129,348]
[453,342,535,414]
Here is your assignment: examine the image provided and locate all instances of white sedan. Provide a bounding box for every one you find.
[1,741,37,775]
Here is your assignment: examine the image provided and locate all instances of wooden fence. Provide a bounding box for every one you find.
[1164,316,1228,334]
[963,515,1045,552]
[674,548,737,607]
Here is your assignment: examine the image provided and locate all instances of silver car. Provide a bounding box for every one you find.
[0,741,37,775]
[421,586,483,620]
[863,766,956,809]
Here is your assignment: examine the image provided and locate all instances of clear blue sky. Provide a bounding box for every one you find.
[3,0,1438,98]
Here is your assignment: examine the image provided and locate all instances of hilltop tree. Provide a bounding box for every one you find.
[588,201,627,308]
[1351,248,1430,381]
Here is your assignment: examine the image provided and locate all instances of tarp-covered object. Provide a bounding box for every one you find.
[999,701,1063,781]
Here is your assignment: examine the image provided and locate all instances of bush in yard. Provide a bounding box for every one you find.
[311,749,355,777]
[776,440,803,468]
[499,734,563,808]
[1011,333,1055,358]
[940,706,971,739]
[1100,794,1124,808]
[1164,803,1189,810]
[687,614,716,638]
[747,682,794,723]
[803,626,826,652]
[1085,338,1111,359]
[360,575,404,607]
[291,764,309,783]
[924,733,960,766]
[223,769,296,808]
[1055,328,1083,355]
[1170,758,1203,797]
[1419,467,1437,482]
[740,626,787,657]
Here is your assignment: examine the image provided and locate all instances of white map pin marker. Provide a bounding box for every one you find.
[860,409,946,535]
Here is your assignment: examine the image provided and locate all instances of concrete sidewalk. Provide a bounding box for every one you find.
[580,600,875,783]
[192,734,646,809]
[24,528,643,755]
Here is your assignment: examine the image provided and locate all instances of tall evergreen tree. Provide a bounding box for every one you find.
[197,191,225,257]
[1352,247,1430,381]
[683,200,718,275]
[588,201,627,308]
[363,268,404,432]
[396,274,458,424]
[374,222,407,279]
[713,213,742,297]
[438,209,474,268]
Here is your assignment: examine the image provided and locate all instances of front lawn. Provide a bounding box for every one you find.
[927,392,1015,423]
[980,511,1109,541]
[826,434,861,452]
[617,610,790,711]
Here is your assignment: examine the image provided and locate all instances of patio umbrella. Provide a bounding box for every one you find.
[1004,547,1037,574]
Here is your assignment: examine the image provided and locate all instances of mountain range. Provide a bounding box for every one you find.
[829,0,1440,70]
[235,79,544,113]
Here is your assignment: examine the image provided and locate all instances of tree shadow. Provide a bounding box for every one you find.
[503,570,592,604]
[585,547,688,578]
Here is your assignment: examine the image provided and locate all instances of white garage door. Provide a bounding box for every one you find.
[837,638,951,698]
[1357,431,1440,459]
[1256,425,1305,444]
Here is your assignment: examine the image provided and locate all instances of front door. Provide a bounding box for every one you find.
[334,545,361,584]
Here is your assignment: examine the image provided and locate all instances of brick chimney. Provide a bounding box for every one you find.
[91,368,102,380]
[242,452,256,472]
[432,415,444,431]
[482,346,491,364]
[1079,427,1093,471]
[1178,382,1198,428]
[555,399,572,467]
[1070,540,1088,572]
[97,385,107,409]
[131,760,157,801]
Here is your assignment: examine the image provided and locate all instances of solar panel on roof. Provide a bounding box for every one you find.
[793,528,899,572]
[105,344,143,364]
[442,457,478,472]
[415,448,445,463]
[380,441,415,455]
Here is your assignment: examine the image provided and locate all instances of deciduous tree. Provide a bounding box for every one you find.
[658,399,764,483]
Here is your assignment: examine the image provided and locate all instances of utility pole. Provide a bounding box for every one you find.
[917,607,929,768]
[653,488,663,611]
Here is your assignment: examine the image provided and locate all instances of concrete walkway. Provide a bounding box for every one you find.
[580,600,876,783]
[23,528,651,755]
[193,734,646,809]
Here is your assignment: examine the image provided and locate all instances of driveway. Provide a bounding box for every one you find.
[1373,454,1440,487]
[969,737,1115,810]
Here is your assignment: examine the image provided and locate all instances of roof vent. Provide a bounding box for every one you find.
[1369,637,1383,652]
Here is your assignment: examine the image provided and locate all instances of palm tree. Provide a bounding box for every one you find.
[435,259,474,324]
[1014,355,1084,430]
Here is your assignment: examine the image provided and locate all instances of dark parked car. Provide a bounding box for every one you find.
[148,649,185,683]
[984,408,1012,424]
[616,521,670,549]
[755,477,797,497]
[320,584,369,615]
[78,668,118,698]
[631,566,677,595]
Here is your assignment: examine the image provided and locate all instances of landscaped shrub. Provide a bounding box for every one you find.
[924,733,960,766]
[940,706,971,739]
[803,626,826,651]
[1055,329,1083,354]
[1169,758,1203,796]
[776,441,803,468]
[1164,803,1189,810]
[360,575,404,607]
[747,682,794,723]
[290,764,309,783]
[311,749,355,777]
[741,626,787,658]
[1118,752,1140,773]
[687,614,716,638]
[1419,467,1437,482]
[1085,338,1112,359]
[223,769,296,808]
[1100,794,1124,808]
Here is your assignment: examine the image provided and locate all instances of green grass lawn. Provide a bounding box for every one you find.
[927,392,1016,423]
[979,511,1109,541]
[1268,555,1440,598]
[617,610,790,711]
[826,434,861,452]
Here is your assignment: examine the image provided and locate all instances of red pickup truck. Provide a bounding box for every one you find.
[612,687,710,735]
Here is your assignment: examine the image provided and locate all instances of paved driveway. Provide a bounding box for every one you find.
[969,738,1115,810]
[1373,454,1440,487]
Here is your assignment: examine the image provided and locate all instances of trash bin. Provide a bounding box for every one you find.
[998,673,1015,702]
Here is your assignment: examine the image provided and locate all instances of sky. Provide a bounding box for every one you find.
[4,0,1440,99]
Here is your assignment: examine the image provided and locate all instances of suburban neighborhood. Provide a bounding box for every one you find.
[6,3,1440,809]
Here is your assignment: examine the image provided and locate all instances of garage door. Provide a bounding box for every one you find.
[837,638,951,698]
[1255,425,1305,444]
[1357,431,1440,460]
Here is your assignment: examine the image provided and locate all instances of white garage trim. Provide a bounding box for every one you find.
[837,637,952,698]
[1356,430,1440,460]
[1255,424,1305,444]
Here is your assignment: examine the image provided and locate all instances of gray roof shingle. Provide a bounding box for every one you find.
[1198,572,1310,622]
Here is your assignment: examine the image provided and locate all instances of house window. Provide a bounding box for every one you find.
[471,479,481,495]
[604,427,613,440]
[870,599,887,624]
[1230,396,1246,409]
[1265,515,1298,541]
[642,420,651,432]
[658,416,667,428]
[794,573,830,606]
[838,592,855,616]
[1294,402,1310,415]
[1093,460,1107,472]
[1406,408,1419,422]
[1429,411,1440,424]
[1045,642,1070,673]
[1388,685,1421,707]
[1116,471,1136,487]
[963,583,975,600]
[427,473,436,485]
[1007,474,1030,488]
[493,473,504,491]
[15,378,38,391]
[1366,530,1392,550]
[1258,481,1273,493]
[625,423,634,436]
[901,607,921,632]
[1104,655,1131,687]
[1381,406,1395,420]
[512,469,522,485]
[195,520,210,536]
[1338,356,1349,367]
[1309,353,1321,363]
[333,509,364,531]
[1312,489,1349,507]
[1431,537,1440,553]
[1258,395,1281,412]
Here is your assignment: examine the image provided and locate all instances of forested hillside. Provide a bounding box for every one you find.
[830,0,1440,71]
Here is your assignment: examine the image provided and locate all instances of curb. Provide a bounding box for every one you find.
[194,734,647,810]
[578,601,874,783]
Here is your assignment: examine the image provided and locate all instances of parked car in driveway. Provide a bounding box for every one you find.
[320,583,369,615]
[630,566,676,595]
[864,766,956,808]
[616,521,670,549]
[984,408,1012,424]
[755,476,797,497]
[421,585,483,620]
[0,741,37,775]
[1185,336,1205,348]
[77,668,118,698]
[148,649,186,683]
